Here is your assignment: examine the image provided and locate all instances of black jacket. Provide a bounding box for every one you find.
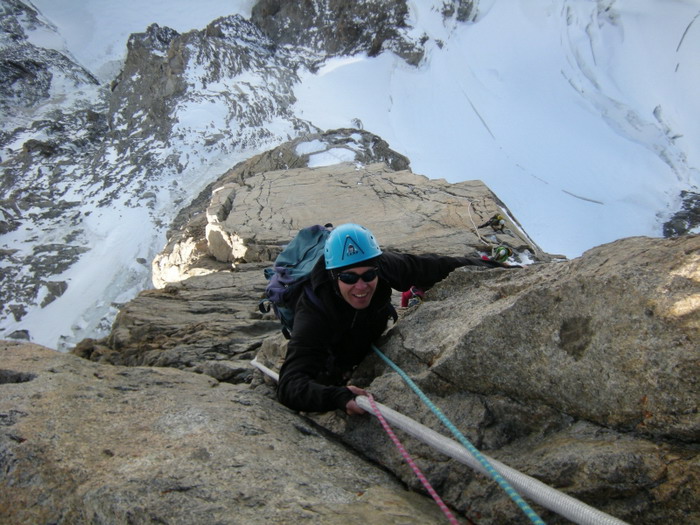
[276,251,502,412]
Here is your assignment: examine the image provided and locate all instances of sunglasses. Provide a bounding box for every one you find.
[337,268,379,285]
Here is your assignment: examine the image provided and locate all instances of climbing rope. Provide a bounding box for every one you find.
[465,200,493,247]
[371,344,546,525]
[250,357,630,525]
[367,394,460,525]
[465,202,513,265]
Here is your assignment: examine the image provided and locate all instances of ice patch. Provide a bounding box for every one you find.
[295,140,327,156]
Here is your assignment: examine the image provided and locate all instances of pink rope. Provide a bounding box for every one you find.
[367,394,461,525]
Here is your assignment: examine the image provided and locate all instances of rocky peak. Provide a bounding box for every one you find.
[129,23,179,54]
[664,189,700,237]
[0,4,321,346]
[251,0,420,63]
[0,0,98,118]
[107,23,184,142]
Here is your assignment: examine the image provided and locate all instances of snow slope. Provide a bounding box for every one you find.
[293,0,700,256]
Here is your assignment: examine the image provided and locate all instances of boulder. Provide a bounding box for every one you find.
[304,234,699,523]
[0,341,448,525]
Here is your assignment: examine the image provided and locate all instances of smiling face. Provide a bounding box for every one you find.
[336,266,378,310]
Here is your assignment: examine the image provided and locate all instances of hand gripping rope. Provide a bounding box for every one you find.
[366,393,460,524]
[250,356,629,525]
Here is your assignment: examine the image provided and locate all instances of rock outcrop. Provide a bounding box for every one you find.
[74,130,544,376]
[310,234,699,523]
[63,148,699,524]
[251,0,424,65]
[248,234,699,524]
[3,130,698,523]
[0,342,447,525]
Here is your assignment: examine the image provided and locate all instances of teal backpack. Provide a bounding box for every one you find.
[259,224,331,338]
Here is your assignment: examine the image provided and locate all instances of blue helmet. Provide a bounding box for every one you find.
[324,223,382,270]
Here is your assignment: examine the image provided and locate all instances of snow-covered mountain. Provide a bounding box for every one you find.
[1,0,698,351]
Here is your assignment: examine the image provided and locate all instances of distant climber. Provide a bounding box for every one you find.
[479,213,506,232]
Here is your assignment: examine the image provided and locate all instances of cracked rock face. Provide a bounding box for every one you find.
[152,128,543,289]
[68,229,700,525]
[285,235,700,524]
[76,128,541,375]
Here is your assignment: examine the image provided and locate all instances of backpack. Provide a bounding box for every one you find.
[259,224,332,339]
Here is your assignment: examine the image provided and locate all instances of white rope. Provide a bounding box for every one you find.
[251,358,280,382]
[250,357,629,525]
[465,200,493,247]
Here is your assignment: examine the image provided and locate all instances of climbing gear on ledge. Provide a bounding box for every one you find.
[465,203,517,264]
[478,213,506,232]
[492,245,513,263]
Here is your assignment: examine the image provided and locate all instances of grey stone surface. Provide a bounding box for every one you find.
[0,342,448,525]
[314,234,700,524]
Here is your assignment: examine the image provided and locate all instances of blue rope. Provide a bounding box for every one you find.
[372,344,546,525]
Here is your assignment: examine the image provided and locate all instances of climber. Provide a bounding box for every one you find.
[479,213,506,232]
[401,286,425,307]
[276,223,520,416]
[492,245,513,263]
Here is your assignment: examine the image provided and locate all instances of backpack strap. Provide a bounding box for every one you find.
[304,283,324,311]
[280,283,325,340]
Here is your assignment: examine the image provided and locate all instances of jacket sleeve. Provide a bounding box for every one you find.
[277,295,355,413]
[379,251,495,292]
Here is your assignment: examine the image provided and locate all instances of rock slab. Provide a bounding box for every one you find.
[0,341,448,525]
